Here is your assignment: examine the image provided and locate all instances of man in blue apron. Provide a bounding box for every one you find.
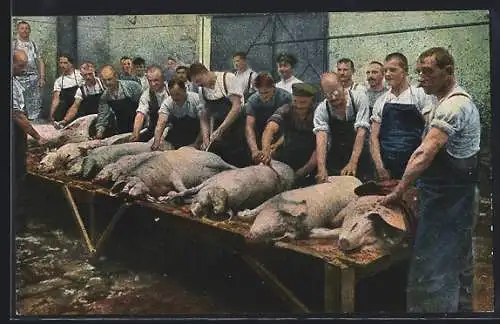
[370,52,435,180]
[380,47,480,313]
[49,54,84,122]
[54,62,105,128]
[130,65,170,143]
[189,62,251,167]
[12,50,48,233]
[260,83,318,188]
[151,78,204,150]
[95,65,143,139]
[314,72,373,183]
[12,20,46,121]
[245,72,292,164]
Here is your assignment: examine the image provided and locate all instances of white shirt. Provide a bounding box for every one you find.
[234,68,257,93]
[139,75,149,92]
[198,71,243,103]
[136,83,170,116]
[53,69,85,92]
[160,91,205,119]
[12,77,26,113]
[371,85,436,124]
[74,77,105,100]
[275,75,303,94]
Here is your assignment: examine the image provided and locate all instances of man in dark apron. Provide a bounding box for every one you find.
[245,72,292,164]
[151,78,204,150]
[95,65,143,139]
[49,54,83,122]
[130,65,170,142]
[370,52,435,180]
[54,62,105,128]
[260,83,318,188]
[189,62,251,167]
[12,50,48,233]
[380,47,481,313]
[314,72,373,183]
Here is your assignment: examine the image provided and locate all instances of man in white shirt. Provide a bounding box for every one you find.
[189,62,251,167]
[336,58,366,92]
[130,65,171,142]
[275,53,303,93]
[49,54,84,122]
[232,51,257,102]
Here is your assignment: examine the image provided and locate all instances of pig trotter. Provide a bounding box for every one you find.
[309,227,341,239]
[271,232,297,242]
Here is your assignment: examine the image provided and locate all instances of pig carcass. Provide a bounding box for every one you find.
[309,180,419,252]
[35,114,98,149]
[93,151,164,186]
[165,160,295,218]
[110,147,238,200]
[236,176,362,243]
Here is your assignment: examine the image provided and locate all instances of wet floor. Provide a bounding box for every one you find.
[14,165,494,315]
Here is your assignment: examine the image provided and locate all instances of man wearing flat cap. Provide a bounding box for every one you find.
[261,82,318,187]
[275,53,303,94]
[314,72,373,183]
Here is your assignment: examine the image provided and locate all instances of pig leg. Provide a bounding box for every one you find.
[271,232,297,242]
[309,227,342,239]
[236,202,270,223]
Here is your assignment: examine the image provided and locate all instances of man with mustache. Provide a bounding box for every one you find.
[336,58,366,92]
[365,61,388,115]
[380,47,480,313]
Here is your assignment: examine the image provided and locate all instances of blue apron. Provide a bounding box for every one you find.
[54,71,79,122]
[325,92,374,182]
[379,92,424,179]
[165,113,200,149]
[406,94,479,312]
[202,72,251,167]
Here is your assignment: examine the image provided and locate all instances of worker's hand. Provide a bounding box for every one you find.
[129,133,140,142]
[379,188,404,207]
[38,78,45,88]
[251,150,264,165]
[150,141,161,151]
[341,161,357,177]
[94,129,105,140]
[315,167,328,184]
[261,149,272,166]
[53,120,67,130]
[376,165,391,181]
[210,128,224,143]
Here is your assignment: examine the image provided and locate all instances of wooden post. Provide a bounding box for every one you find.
[93,202,132,257]
[324,263,356,313]
[88,192,96,244]
[62,185,96,253]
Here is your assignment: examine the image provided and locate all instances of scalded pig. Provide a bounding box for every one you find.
[166,160,295,218]
[38,139,103,173]
[111,147,237,199]
[41,114,98,148]
[93,151,164,186]
[237,176,362,243]
[309,181,419,252]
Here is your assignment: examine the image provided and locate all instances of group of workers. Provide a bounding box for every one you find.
[12,19,481,314]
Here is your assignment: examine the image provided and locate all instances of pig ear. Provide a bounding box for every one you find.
[278,199,308,218]
[368,213,406,244]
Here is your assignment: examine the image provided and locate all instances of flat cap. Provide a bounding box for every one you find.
[292,83,317,97]
[276,53,297,66]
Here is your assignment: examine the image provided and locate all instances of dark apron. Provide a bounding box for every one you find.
[108,95,139,134]
[406,93,478,312]
[325,94,374,182]
[202,73,251,167]
[76,79,104,118]
[276,108,316,187]
[165,114,200,149]
[54,71,79,121]
[379,101,424,179]
[139,89,162,142]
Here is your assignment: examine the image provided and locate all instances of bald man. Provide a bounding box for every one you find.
[12,50,47,232]
[130,65,170,142]
[55,62,105,128]
[95,65,143,139]
[314,72,372,183]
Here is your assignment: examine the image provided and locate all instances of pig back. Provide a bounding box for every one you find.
[278,176,362,230]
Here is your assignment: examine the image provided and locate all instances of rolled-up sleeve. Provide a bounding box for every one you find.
[429,96,467,137]
[370,94,386,124]
[136,90,150,115]
[312,101,330,134]
[226,73,244,99]
[267,104,290,127]
[353,91,370,130]
[53,77,62,92]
